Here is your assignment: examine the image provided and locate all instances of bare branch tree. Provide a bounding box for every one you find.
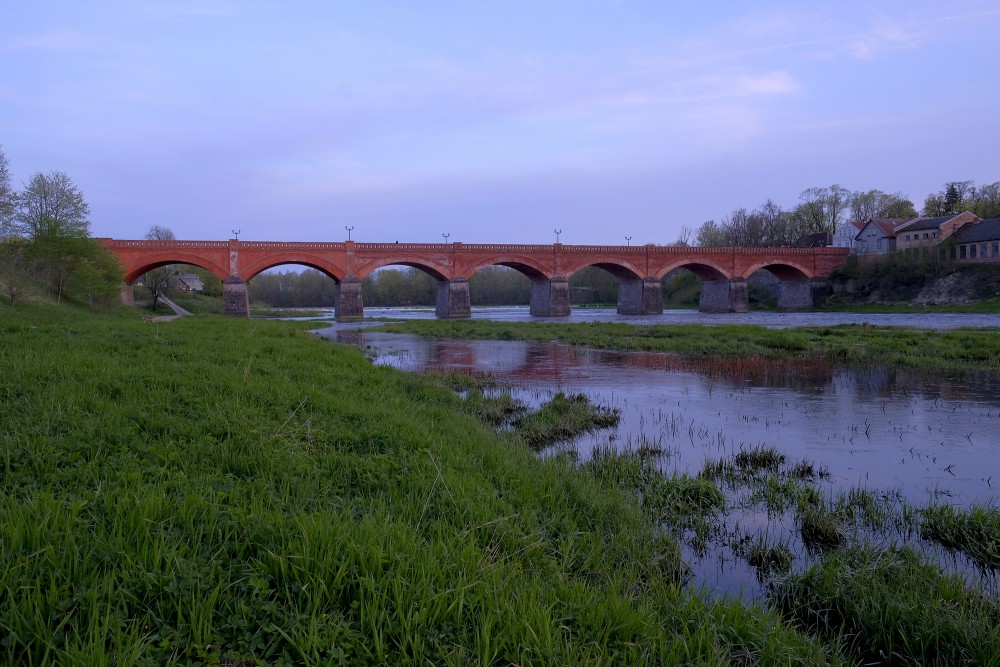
[141,225,178,310]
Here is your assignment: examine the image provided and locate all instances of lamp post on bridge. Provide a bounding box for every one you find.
[625,236,631,246]
[231,229,241,240]
[554,229,562,244]
[442,232,450,244]
[345,226,354,241]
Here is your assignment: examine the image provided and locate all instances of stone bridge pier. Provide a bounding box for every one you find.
[436,277,471,318]
[777,277,832,310]
[618,278,664,315]
[335,276,364,319]
[223,276,250,317]
[700,278,749,313]
[530,278,570,317]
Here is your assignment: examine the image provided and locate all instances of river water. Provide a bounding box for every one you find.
[302,305,1000,330]
[310,307,1000,599]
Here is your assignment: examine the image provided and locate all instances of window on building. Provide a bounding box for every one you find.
[993,242,999,257]
[905,234,911,240]
[982,243,989,258]
[951,246,957,260]
[960,245,967,259]
[877,239,883,250]
[923,233,929,239]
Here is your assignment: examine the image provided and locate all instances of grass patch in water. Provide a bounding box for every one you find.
[462,388,527,426]
[921,503,1000,571]
[776,545,1000,665]
[512,392,620,450]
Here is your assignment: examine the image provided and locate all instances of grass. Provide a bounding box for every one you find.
[511,392,620,450]
[372,319,1000,372]
[776,545,1000,665]
[0,301,843,665]
[921,503,1000,570]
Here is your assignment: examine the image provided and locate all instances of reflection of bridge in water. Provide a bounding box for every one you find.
[103,239,848,319]
[340,331,837,389]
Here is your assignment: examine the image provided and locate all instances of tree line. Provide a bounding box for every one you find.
[686,180,1000,248]
[247,265,629,308]
[0,146,123,308]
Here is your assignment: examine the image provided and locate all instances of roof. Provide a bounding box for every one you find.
[953,218,1000,244]
[897,212,975,232]
[794,231,831,248]
[177,273,204,288]
[856,218,907,239]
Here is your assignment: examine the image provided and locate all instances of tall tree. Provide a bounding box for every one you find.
[797,185,851,235]
[753,199,792,246]
[0,147,14,237]
[672,226,693,247]
[969,181,1000,219]
[923,180,977,217]
[69,239,124,311]
[14,171,90,239]
[0,237,37,305]
[140,225,178,310]
[850,189,916,222]
[695,220,726,247]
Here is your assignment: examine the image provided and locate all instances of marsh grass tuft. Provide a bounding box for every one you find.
[777,545,1000,665]
[512,391,620,450]
[921,503,1000,570]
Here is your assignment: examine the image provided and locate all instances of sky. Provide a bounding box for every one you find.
[3,0,999,245]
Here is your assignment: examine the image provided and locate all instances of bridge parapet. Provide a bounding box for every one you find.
[104,239,230,249]
[239,241,345,250]
[560,245,647,253]
[461,244,554,252]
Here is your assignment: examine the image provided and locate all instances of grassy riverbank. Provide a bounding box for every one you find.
[372,319,1000,372]
[1,303,843,665]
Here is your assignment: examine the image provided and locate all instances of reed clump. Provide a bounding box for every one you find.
[511,391,620,450]
[921,503,1000,570]
[776,545,1000,665]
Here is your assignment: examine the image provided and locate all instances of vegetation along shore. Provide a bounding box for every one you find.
[3,301,1000,664]
[372,319,1000,373]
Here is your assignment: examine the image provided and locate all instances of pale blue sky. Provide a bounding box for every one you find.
[3,1,998,244]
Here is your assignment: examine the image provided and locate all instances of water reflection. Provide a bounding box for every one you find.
[324,329,1000,500]
[317,327,1000,599]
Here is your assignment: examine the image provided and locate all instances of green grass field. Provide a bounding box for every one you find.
[0,303,842,665]
[4,302,999,665]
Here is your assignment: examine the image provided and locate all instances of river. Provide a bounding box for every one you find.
[310,307,1000,599]
[298,304,1000,329]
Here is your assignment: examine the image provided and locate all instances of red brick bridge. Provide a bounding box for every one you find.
[103,239,848,318]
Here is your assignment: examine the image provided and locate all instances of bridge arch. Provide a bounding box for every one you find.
[465,256,552,281]
[653,261,732,282]
[122,252,228,284]
[739,260,812,282]
[241,254,346,282]
[564,259,645,282]
[354,257,452,281]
